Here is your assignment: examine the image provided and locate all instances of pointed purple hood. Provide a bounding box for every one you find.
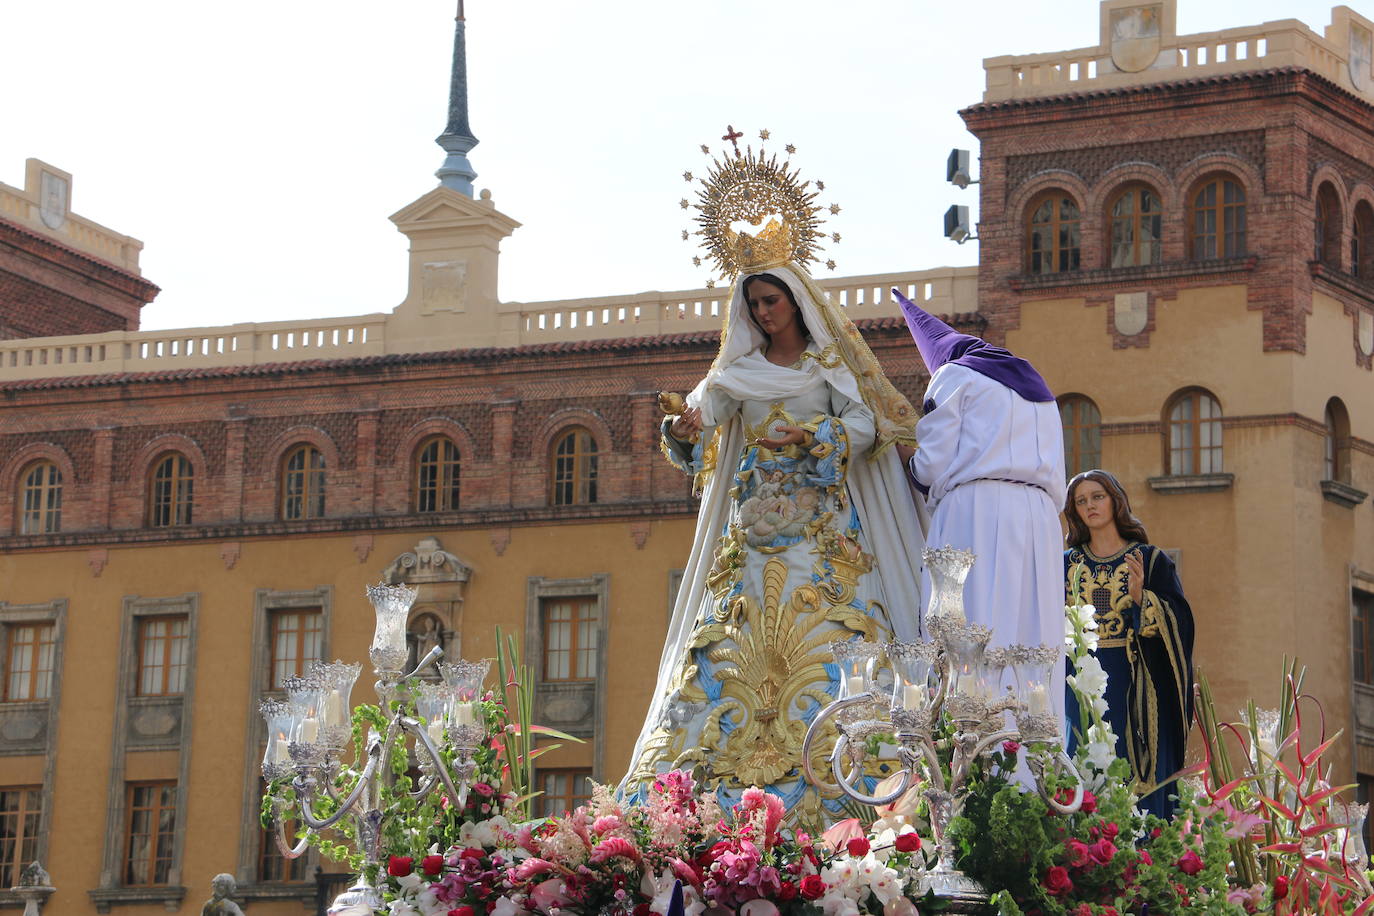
[893,288,1054,403]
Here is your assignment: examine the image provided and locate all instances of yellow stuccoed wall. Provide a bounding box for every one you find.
[0,517,697,916]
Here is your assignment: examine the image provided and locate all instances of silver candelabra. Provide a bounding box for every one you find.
[260,583,489,915]
[802,547,1084,913]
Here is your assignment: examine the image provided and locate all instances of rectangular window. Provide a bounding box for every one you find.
[136,616,189,696]
[268,609,323,689]
[1356,591,1374,685]
[0,787,41,888]
[537,768,592,818]
[4,624,55,702]
[542,597,598,682]
[124,782,177,886]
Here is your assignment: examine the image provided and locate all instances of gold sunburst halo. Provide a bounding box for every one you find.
[683,129,838,281]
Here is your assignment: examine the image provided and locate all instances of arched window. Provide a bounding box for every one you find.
[17,461,62,534]
[414,436,460,513]
[148,453,194,527]
[1325,397,1352,483]
[1314,182,1342,266]
[1058,395,1102,477]
[1027,193,1081,275]
[551,427,599,506]
[1354,201,1374,279]
[1191,175,1246,259]
[1108,185,1162,267]
[1165,389,1223,476]
[281,444,326,520]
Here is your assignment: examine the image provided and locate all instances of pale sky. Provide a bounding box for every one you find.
[1,1,1338,331]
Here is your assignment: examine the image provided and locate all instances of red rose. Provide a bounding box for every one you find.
[1002,740,1021,755]
[1079,790,1097,814]
[460,847,485,861]
[777,881,798,901]
[633,905,651,916]
[421,854,445,876]
[1088,838,1117,866]
[1101,821,1120,840]
[473,782,496,797]
[1139,850,1152,866]
[846,837,871,857]
[1274,875,1289,900]
[1065,839,1091,869]
[1176,849,1204,876]
[387,856,414,877]
[1043,865,1073,897]
[449,908,476,916]
[800,874,827,900]
[894,833,922,853]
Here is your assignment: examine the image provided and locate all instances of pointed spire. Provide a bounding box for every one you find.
[436,0,479,196]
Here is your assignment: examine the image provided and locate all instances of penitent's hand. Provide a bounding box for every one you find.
[1125,550,1145,606]
[755,425,808,450]
[670,406,704,440]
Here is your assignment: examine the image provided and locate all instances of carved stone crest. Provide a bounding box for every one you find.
[1114,291,1149,337]
[1352,23,1373,93]
[1109,5,1162,73]
[38,171,68,231]
[421,260,468,315]
[1360,311,1373,357]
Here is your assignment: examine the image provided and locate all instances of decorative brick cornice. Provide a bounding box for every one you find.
[0,217,159,303]
[0,500,702,552]
[1008,257,1258,293]
[962,68,1374,134]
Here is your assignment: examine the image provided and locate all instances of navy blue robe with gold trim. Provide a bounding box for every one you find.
[1065,543,1195,820]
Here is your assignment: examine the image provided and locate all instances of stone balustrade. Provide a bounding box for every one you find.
[983,7,1374,104]
[0,267,977,381]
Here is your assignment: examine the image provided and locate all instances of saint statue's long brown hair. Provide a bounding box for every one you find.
[1064,469,1149,548]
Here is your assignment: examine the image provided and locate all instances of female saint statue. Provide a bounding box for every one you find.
[1064,469,1195,819]
[621,138,927,823]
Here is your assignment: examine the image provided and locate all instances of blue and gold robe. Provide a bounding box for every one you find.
[1065,543,1194,819]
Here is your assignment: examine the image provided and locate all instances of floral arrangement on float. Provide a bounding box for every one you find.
[260,583,1374,916]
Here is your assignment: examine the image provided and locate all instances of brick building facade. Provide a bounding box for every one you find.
[2,3,1374,914]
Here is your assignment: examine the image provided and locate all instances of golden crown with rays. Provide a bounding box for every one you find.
[680,126,842,286]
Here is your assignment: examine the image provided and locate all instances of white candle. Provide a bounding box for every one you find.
[298,716,319,743]
[427,720,446,747]
[324,691,345,725]
[271,736,290,763]
[902,684,923,709]
[453,702,476,726]
[845,675,866,697]
[1029,684,1051,714]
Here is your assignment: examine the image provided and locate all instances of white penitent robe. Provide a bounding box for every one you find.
[909,363,1067,717]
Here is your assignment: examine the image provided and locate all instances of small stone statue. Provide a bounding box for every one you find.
[15,862,50,889]
[201,874,244,916]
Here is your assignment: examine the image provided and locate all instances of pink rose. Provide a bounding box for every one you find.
[472,782,495,797]
[1065,839,1091,869]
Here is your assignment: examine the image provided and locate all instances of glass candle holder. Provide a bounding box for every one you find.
[259,698,296,780]
[935,619,993,700]
[416,682,457,749]
[923,546,975,621]
[366,583,417,676]
[282,674,326,746]
[314,660,362,728]
[831,639,884,699]
[886,639,940,711]
[1008,645,1060,717]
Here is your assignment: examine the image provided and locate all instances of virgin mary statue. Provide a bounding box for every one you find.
[620,137,928,823]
